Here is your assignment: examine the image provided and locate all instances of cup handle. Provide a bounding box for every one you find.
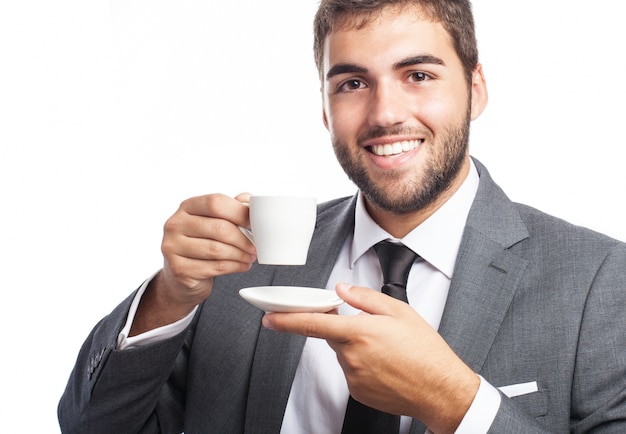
[239,202,254,243]
[239,226,254,244]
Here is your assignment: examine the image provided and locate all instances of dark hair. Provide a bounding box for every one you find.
[313,0,478,85]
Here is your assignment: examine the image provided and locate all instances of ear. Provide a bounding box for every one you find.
[470,63,488,120]
[317,77,334,131]
[321,88,330,130]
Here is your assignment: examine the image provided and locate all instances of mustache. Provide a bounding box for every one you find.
[356,125,431,145]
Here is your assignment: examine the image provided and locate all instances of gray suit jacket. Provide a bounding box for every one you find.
[59,159,626,433]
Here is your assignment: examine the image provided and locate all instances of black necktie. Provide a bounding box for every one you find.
[341,241,418,434]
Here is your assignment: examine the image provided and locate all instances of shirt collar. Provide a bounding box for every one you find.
[350,160,480,279]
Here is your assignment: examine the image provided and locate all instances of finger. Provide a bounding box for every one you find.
[191,218,256,254]
[165,234,256,264]
[180,193,251,228]
[336,283,404,317]
[166,254,254,284]
[164,212,256,255]
[262,311,354,342]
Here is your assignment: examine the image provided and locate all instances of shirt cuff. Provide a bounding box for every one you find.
[453,375,501,434]
[116,272,198,350]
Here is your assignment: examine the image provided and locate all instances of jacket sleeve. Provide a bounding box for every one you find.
[58,288,194,434]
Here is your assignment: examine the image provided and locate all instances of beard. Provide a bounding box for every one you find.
[332,109,471,215]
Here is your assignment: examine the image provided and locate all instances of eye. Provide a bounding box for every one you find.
[337,79,366,93]
[408,71,430,83]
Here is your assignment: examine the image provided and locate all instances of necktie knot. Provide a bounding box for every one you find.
[373,240,418,303]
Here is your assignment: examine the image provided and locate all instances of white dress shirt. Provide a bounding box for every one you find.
[118,160,500,433]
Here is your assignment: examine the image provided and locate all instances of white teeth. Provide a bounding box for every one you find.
[371,140,421,156]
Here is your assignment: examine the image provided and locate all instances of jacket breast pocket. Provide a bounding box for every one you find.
[508,389,549,418]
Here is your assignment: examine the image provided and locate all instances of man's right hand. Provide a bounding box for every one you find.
[130,193,257,336]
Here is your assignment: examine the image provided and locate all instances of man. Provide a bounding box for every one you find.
[59,0,626,433]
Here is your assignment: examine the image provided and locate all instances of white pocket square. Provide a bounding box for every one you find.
[498,381,538,398]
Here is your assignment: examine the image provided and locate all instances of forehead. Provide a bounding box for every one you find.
[323,5,457,71]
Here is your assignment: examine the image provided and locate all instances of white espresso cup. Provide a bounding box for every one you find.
[240,196,317,265]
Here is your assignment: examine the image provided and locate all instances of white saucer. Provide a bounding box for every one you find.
[239,286,344,313]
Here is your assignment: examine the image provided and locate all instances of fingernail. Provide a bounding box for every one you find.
[262,314,275,330]
[336,282,351,292]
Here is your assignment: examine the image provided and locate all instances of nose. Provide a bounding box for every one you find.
[367,81,410,128]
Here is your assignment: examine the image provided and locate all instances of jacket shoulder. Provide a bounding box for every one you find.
[514,202,624,248]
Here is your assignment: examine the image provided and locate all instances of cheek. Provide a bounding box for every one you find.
[325,100,360,138]
[417,93,467,132]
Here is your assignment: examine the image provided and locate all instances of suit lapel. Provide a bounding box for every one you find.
[244,196,356,433]
[438,229,529,371]
[438,159,530,372]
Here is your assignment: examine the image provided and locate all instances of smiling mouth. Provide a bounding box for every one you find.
[368,139,423,156]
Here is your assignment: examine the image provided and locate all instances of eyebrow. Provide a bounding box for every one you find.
[393,54,445,69]
[325,63,368,81]
[325,54,445,81]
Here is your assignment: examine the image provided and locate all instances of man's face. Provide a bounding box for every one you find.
[322,6,486,216]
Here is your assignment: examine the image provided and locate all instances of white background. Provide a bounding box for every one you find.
[1,0,625,431]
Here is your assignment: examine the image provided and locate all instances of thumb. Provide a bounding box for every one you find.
[235,192,253,204]
[335,282,400,316]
